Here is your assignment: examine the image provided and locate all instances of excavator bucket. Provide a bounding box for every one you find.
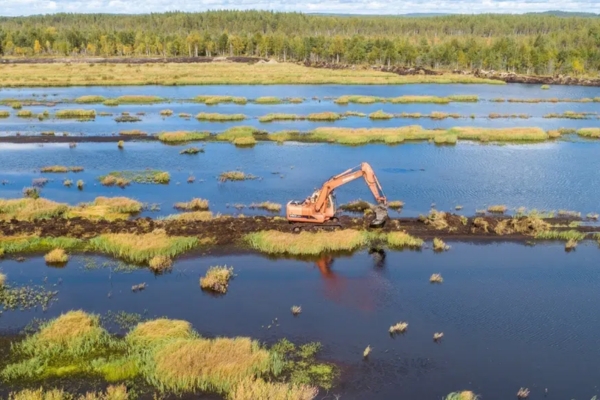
[370,204,388,228]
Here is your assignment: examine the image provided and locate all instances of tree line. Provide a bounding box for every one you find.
[0,11,599,75]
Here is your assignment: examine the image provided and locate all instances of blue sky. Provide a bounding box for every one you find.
[2,0,599,16]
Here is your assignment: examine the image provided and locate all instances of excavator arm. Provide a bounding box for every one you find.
[314,163,386,212]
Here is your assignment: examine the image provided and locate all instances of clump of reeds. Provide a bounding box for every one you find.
[541,84,550,90]
[448,94,479,102]
[76,180,84,190]
[32,177,49,187]
[75,95,105,104]
[363,345,372,358]
[517,388,530,399]
[535,230,586,241]
[369,110,393,120]
[160,109,173,116]
[249,202,282,212]
[445,391,478,400]
[103,99,119,106]
[487,205,507,213]
[557,209,581,218]
[233,136,257,147]
[433,332,444,341]
[430,273,443,283]
[157,131,208,143]
[55,109,96,119]
[195,95,247,105]
[119,130,146,136]
[126,318,194,347]
[174,198,209,211]
[180,147,204,155]
[291,305,302,316]
[196,112,246,121]
[40,131,54,136]
[100,175,130,187]
[23,187,40,199]
[165,211,213,222]
[117,140,124,149]
[219,171,256,182]
[577,128,600,138]
[179,113,192,118]
[149,255,173,273]
[433,238,450,252]
[16,110,33,118]
[386,231,424,249]
[389,322,408,334]
[0,111,9,118]
[343,111,366,117]
[258,113,301,122]
[448,127,547,142]
[586,213,599,220]
[565,239,578,251]
[245,229,369,255]
[0,198,69,221]
[0,272,6,288]
[339,200,371,213]
[40,165,84,173]
[200,266,234,293]
[388,200,404,210]
[44,248,69,264]
[255,96,282,104]
[115,95,162,104]
[423,210,449,230]
[230,377,318,400]
[63,179,72,187]
[288,97,304,103]
[115,115,141,122]
[307,112,340,121]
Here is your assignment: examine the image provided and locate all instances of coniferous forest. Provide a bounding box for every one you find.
[0,11,599,75]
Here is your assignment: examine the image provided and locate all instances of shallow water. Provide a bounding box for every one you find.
[1,84,600,135]
[1,243,599,399]
[1,140,600,218]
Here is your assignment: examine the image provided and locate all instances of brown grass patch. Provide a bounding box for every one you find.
[148,255,173,273]
[44,248,68,264]
[200,266,234,293]
[174,198,209,211]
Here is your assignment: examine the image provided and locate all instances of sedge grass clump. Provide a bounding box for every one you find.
[307,112,340,121]
[430,273,443,283]
[101,170,169,185]
[119,129,146,136]
[258,113,301,122]
[17,110,33,118]
[233,136,257,147]
[40,165,84,173]
[291,305,302,316]
[433,238,450,252]
[65,197,142,221]
[388,200,404,210]
[75,95,106,104]
[117,140,124,149]
[100,175,130,187]
[487,205,507,213]
[389,322,408,335]
[448,127,547,142]
[165,211,213,222]
[245,230,369,255]
[115,95,162,104]
[445,391,478,400]
[389,95,450,104]
[219,171,257,182]
[433,332,444,341]
[339,200,372,213]
[196,112,246,121]
[44,248,68,264]
[174,198,209,211]
[55,109,96,119]
[149,255,173,273]
[200,266,235,294]
[180,147,204,155]
[158,131,209,143]
[90,231,199,263]
[255,96,282,104]
[22,187,40,199]
[565,239,578,251]
[335,95,382,104]
[230,377,318,400]
[126,319,195,348]
[369,110,393,120]
[577,128,600,138]
[195,95,247,105]
[63,179,73,187]
[535,230,586,241]
[541,84,550,90]
[448,94,478,102]
[7,388,69,400]
[386,231,424,249]
[160,109,173,116]
[0,272,6,288]
[0,198,69,221]
[363,345,372,358]
[249,202,282,212]
[0,111,10,118]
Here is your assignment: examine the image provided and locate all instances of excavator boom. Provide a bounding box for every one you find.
[286,162,388,227]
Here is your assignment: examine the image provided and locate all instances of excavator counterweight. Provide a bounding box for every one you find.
[286,162,388,227]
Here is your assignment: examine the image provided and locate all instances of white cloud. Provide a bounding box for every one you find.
[1,0,599,16]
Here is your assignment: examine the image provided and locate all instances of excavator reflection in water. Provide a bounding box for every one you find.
[313,249,387,312]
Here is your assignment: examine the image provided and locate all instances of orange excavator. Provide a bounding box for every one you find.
[286,162,388,228]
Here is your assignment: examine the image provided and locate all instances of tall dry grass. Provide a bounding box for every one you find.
[245,230,369,255]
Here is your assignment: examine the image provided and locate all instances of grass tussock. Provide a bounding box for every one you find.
[66,196,143,221]
[219,171,256,182]
[249,202,282,212]
[196,112,246,121]
[577,128,600,138]
[160,109,173,116]
[75,95,105,104]
[291,305,302,316]
[89,231,199,263]
[386,231,424,249]
[55,109,96,119]
[195,95,247,105]
[44,248,69,264]
[119,130,146,136]
[255,96,282,104]
[363,345,372,358]
[430,273,443,283]
[8,388,69,400]
[117,140,124,149]
[165,211,213,222]
[388,200,404,210]
[307,112,340,121]
[200,266,234,294]
[41,165,83,173]
[487,205,507,213]
[101,170,170,185]
[445,391,479,400]
[115,95,162,104]
[0,198,69,221]
[230,377,317,400]
[245,230,369,255]
[158,131,209,143]
[389,322,408,334]
[0,110,10,118]
[369,110,393,120]
[233,136,257,147]
[126,319,195,347]
[148,255,173,273]
[16,110,33,118]
[535,230,586,241]
[174,198,209,211]
[335,95,382,104]
[448,127,547,142]
[433,238,450,252]
[100,175,130,187]
[259,113,301,122]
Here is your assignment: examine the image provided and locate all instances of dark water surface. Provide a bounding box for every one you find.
[1,84,600,135]
[1,243,599,399]
[1,140,600,218]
